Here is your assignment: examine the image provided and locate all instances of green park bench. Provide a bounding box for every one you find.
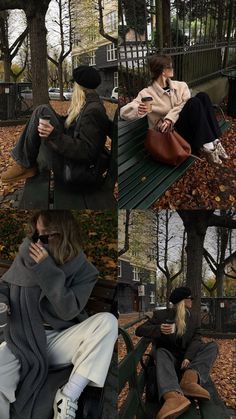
[0,260,118,419]
[18,113,118,210]
[118,106,230,209]
[119,317,230,419]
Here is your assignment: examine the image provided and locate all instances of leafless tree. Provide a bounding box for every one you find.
[0,10,28,81]
[47,0,74,99]
[0,0,50,106]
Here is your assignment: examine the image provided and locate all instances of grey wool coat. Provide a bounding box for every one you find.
[0,238,98,419]
[136,308,204,361]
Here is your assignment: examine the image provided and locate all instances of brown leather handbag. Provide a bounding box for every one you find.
[144,122,191,166]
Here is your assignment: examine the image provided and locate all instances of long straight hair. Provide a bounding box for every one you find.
[27,210,82,265]
[175,300,186,336]
[65,83,86,128]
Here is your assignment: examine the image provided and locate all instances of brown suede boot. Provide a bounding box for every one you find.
[157,391,191,419]
[1,162,37,183]
[180,369,210,400]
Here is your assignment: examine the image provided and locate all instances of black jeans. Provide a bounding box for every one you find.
[175,92,222,151]
[12,104,64,175]
[154,341,218,400]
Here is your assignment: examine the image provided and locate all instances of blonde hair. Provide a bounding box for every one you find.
[65,83,86,128]
[175,300,186,336]
[27,210,82,265]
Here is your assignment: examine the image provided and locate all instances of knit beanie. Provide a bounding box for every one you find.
[73,65,101,89]
[169,287,192,304]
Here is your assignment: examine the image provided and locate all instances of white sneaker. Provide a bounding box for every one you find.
[53,388,78,419]
[215,142,229,159]
[200,147,222,164]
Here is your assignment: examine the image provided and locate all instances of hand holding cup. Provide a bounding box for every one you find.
[160,319,176,335]
[38,115,54,139]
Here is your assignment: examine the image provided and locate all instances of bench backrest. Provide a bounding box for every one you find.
[105,108,118,190]
[118,117,148,176]
[119,317,150,419]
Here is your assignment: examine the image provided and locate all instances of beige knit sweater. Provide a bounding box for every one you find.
[120,79,191,128]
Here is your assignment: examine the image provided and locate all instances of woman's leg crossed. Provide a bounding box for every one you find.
[46,312,118,388]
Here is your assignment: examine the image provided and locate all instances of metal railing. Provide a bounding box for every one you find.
[119,0,236,100]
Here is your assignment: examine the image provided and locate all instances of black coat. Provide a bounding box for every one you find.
[47,92,111,165]
[136,309,204,361]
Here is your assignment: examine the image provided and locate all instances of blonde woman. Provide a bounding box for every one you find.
[1,66,111,185]
[0,210,118,419]
[136,287,218,419]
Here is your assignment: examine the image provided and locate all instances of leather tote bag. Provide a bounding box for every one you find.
[144,123,191,166]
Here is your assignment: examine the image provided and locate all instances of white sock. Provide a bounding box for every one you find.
[63,373,90,402]
[203,141,214,151]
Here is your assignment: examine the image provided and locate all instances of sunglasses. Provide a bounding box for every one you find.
[32,232,59,244]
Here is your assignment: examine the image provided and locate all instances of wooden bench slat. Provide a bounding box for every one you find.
[119,157,196,209]
[119,161,170,194]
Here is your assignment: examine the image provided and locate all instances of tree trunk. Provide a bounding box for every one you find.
[162,0,171,47]
[178,211,213,323]
[26,6,49,106]
[58,61,64,101]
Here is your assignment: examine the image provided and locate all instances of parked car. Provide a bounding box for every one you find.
[20,88,33,100]
[48,87,72,101]
[111,86,118,100]
[155,303,167,310]
[201,303,209,313]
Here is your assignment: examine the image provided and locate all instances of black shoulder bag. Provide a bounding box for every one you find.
[63,147,111,186]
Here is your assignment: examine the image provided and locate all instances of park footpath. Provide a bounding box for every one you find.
[118,312,236,417]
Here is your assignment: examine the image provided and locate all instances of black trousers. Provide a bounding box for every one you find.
[154,341,218,401]
[174,92,222,151]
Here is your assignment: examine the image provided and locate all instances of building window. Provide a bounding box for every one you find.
[107,43,117,62]
[148,248,156,261]
[88,28,96,42]
[132,267,140,282]
[150,273,155,284]
[106,11,117,32]
[114,71,118,87]
[118,260,122,278]
[89,50,96,66]
[150,291,155,304]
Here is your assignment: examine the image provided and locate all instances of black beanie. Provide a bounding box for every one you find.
[169,287,192,304]
[73,65,101,89]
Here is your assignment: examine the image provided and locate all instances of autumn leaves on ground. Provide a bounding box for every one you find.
[118,314,236,411]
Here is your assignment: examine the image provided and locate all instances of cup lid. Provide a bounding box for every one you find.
[141,96,153,102]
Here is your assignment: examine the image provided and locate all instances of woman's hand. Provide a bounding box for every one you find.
[158,119,172,133]
[181,358,190,369]
[38,121,54,139]
[29,242,49,264]
[160,323,173,334]
[138,103,148,116]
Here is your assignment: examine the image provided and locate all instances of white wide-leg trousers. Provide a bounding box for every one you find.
[0,312,118,419]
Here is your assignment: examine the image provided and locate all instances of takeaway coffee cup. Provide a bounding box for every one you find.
[141,96,153,113]
[39,115,51,137]
[165,319,176,333]
[0,303,8,327]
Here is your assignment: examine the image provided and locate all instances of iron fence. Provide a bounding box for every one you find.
[119,0,236,100]
[201,297,236,333]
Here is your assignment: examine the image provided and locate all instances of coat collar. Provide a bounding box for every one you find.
[85,91,101,102]
[152,79,176,97]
